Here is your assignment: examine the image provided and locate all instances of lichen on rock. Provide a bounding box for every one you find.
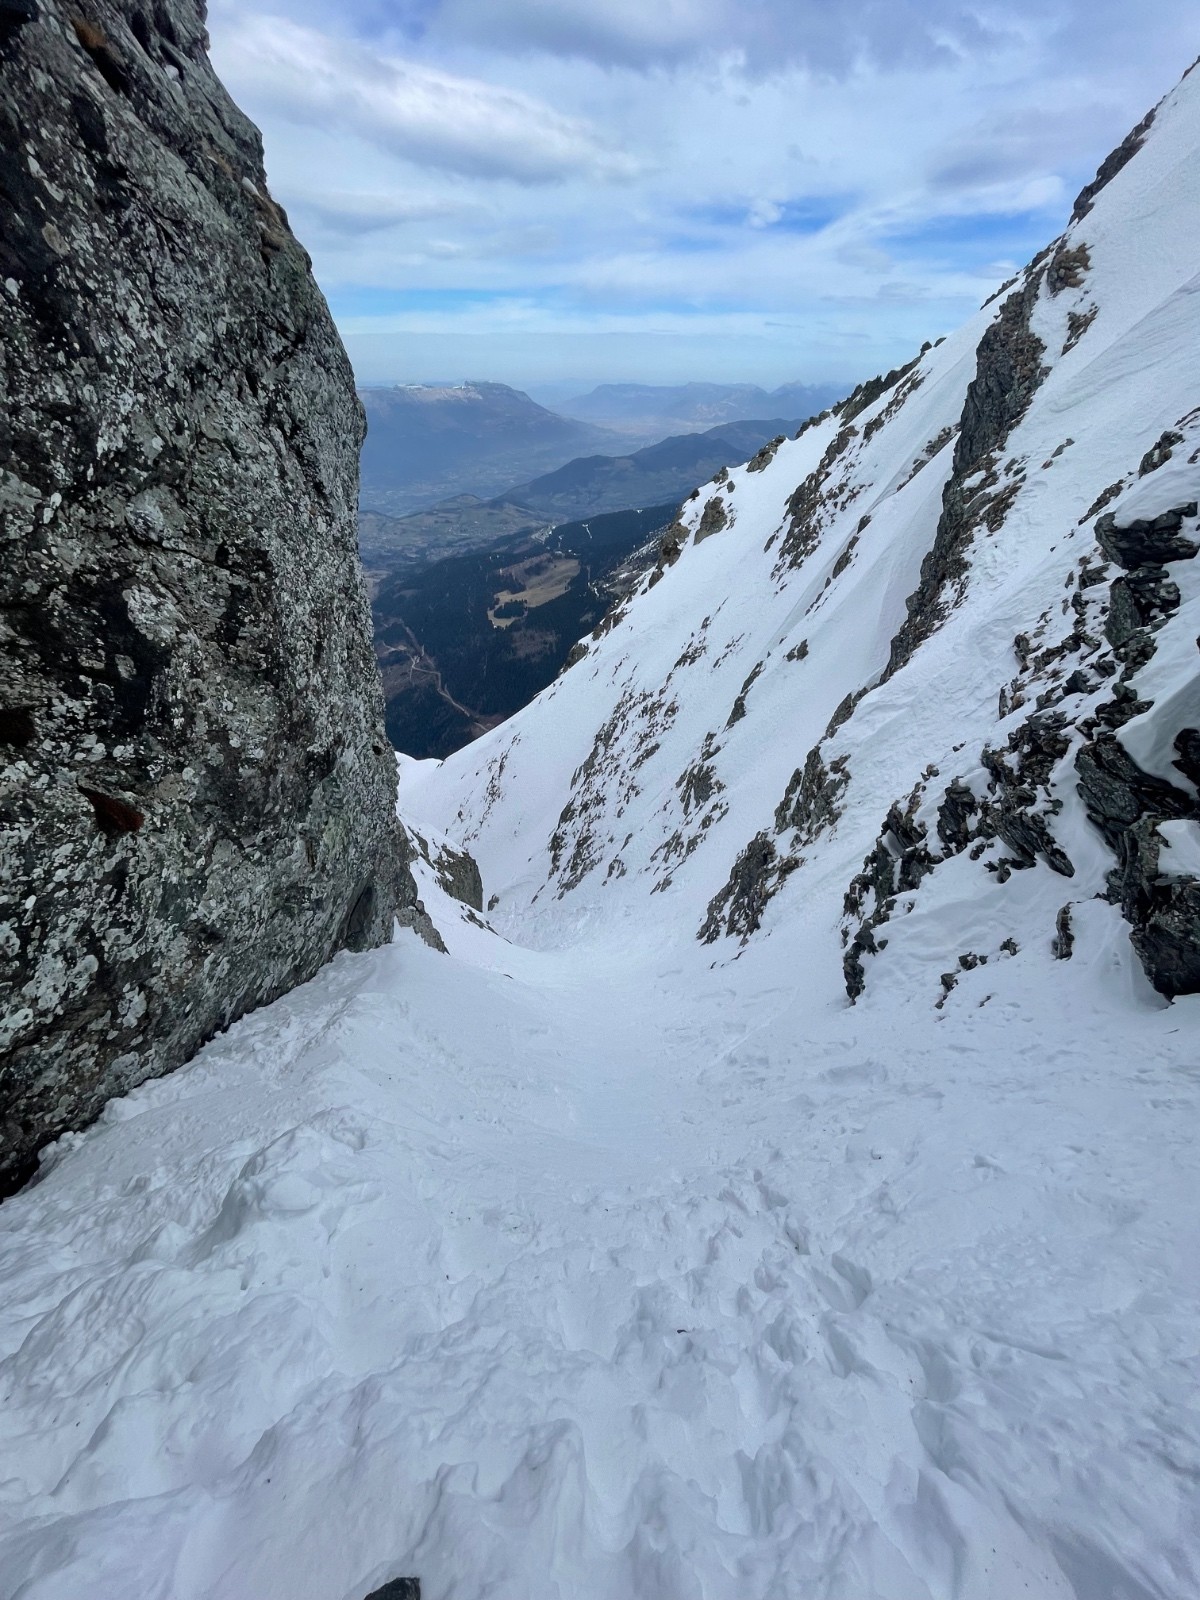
[0,0,415,1191]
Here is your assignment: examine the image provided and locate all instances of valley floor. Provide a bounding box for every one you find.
[1,877,1198,1600]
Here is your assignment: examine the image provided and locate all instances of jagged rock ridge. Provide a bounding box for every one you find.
[0,0,417,1191]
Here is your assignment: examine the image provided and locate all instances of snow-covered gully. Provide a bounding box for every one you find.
[1,876,1197,1599]
[5,56,1200,1600]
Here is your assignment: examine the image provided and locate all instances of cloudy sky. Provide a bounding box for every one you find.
[207,1,1196,395]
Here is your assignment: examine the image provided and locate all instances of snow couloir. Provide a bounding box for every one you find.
[2,49,1199,1600]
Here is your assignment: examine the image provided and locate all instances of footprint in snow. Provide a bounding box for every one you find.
[811,1254,873,1312]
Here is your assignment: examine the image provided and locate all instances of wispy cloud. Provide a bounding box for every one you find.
[210,15,639,184]
[293,191,485,235]
[431,0,1014,74]
[206,1,1199,385]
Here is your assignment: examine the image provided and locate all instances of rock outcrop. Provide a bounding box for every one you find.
[0,0,416,1191]
[1077,501,1200,996]
[364,1582,420,1600]
[841,489,1200,1002]
[885,266,1048,675]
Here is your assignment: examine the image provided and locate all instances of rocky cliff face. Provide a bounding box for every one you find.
[0,0,416,1191]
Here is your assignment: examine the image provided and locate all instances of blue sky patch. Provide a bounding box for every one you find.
[882,206,1062,267]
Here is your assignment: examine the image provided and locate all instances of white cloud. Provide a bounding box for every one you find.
[293,191,484,234]
[426,0,1059,76]
[205,2,1200,385]
[428,0,1196,83]
[925,103,1121,193]
[433,0,725,69]
[209,15,639,184]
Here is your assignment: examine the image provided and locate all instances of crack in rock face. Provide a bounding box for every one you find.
[0,0,416,1192]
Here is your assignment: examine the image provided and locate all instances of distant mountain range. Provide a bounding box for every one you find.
[358,379,846,522]
[495,417,803,523]
[361,390,850,757]
[358,416,806,567]
[358,381,617,516]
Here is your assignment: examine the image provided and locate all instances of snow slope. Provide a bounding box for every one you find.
[3,67,1200,1600]
[2,860,1197,1600]
[409,63,1200,1002]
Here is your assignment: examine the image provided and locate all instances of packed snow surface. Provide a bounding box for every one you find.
[1,861,1198,1600]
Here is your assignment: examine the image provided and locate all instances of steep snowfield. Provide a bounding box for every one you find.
[3,69,1200,1600]
[410,64,1200,998]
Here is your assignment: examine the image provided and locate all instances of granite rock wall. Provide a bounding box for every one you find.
[0,0,417,1191]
